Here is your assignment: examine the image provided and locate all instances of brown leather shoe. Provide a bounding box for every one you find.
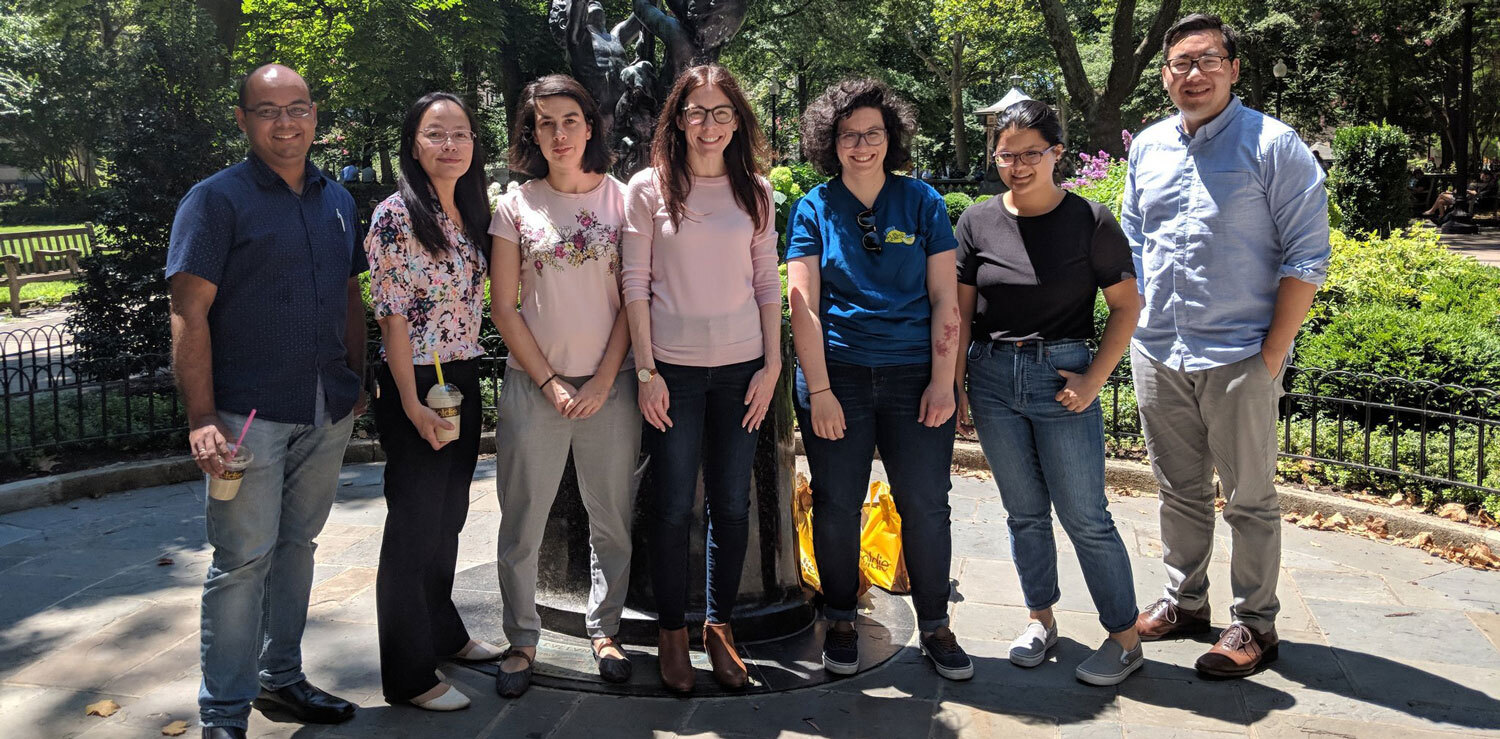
[1136,597,1212,641]
[1195,622,1278,678]
[703,622,749,689]
[656,627,694,693]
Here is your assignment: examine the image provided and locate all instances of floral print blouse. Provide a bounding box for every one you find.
[364,192,487,364]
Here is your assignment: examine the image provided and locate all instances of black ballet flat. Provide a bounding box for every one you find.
[592,636,633,684]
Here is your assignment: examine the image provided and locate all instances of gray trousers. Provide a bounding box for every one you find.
[495,365,642,645]
[1131,347,1285,631]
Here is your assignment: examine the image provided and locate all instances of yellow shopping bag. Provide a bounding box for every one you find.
[859,481,910,594]
[793,474,821,591]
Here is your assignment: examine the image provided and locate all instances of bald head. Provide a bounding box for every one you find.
[238,64,310,109]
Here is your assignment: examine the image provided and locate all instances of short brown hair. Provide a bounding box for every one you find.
[508,74,613,178]
[800,78,917,177]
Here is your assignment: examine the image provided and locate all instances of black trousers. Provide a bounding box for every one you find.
[374,358,482,702]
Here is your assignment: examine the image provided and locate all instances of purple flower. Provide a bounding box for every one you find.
[1122,130,1133,151]
[534,260,544,271]
[554,245,566,258]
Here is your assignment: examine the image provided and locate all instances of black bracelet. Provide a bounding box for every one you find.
[540,373,559,389]
[809,387,832,397]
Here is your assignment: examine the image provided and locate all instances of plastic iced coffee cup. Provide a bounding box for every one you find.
[208,445,253,501]
[427,383,463,443]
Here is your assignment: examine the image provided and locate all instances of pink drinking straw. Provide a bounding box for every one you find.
[228,409,257,461]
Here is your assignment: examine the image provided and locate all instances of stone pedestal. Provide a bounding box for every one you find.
[534,368,814,644]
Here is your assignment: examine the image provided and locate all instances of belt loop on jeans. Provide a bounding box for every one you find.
[1007,339,1045,363]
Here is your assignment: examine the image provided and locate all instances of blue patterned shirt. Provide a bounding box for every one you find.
[166,153,368,425]
[1122,96,1331,372]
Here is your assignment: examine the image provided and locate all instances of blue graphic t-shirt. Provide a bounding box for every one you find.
[785,175,957,366]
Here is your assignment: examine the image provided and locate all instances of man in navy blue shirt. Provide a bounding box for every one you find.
[167,64,368,739]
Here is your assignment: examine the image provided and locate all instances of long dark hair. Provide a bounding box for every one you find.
[649,64,769,230]
[397,92,490,256]
[508,74,613,178]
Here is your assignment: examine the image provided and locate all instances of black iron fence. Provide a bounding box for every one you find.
[2,326,1497,501]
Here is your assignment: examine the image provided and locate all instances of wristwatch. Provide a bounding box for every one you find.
[636,367,658,384]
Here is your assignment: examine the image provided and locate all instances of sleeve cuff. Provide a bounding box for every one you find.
[1277,264,1327,286]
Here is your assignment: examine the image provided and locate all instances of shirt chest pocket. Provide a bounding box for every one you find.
[1199,171,1262,226]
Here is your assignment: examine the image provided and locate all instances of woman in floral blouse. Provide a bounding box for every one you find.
[488,75,641,696]
[365,91,500,712]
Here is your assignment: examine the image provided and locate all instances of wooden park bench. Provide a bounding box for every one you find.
[0,223,95,317]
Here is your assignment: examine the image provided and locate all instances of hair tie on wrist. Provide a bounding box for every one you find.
[810,387,832,396]
[540,373,560,389]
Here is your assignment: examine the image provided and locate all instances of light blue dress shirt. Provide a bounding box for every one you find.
[1122,96,1331,372]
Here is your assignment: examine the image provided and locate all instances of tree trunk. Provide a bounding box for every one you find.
[378,137,394,185]
[1086,105,1126,160]
[950,34,967,173]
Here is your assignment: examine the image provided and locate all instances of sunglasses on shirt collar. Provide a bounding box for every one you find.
[857,209,881,253]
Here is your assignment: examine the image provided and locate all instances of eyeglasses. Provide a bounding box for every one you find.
[857,209,881,253]
[242,103,314,121]
[837,128,887,149]
[1165,54,1230,75]
[994,149,1052,167]
[682,105,736,125]
[421,129,476,145]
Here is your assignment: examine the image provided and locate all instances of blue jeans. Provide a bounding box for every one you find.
[199,410,355,729]
[646,358,764,629]
[965,340,1137,633]
[795,361,955,633]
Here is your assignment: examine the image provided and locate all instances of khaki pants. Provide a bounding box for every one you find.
[1131,347,1285,632]
[495,365,642,645]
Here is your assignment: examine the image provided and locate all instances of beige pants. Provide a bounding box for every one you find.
[495,365,642,645]
[1131,347,1286,631]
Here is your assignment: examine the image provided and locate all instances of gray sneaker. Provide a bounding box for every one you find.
[1008,621,1058,668]
[1074,638,1144,686]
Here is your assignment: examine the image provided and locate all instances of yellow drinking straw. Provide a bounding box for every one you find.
[433,352,445,387]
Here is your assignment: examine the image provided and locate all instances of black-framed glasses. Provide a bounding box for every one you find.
[857,209,881,253]
[241,103,314,121]
[994,149,1052,167]
[1165,54,1230,75]
[837,128,887,149]
[682,105,736,125]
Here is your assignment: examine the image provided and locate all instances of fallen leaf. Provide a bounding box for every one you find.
[156,557,174,566]
[34,454,59,473]
[1412,531,1434,548]
[1363,516,1389,538]
[1296,512,1324,529]
[1464,543,1499,568]
[1324,512,1350,530]
[1388,493,1406,505]
[85,699,121,718]
[161,720,189,736]
[1437,503,1469,522]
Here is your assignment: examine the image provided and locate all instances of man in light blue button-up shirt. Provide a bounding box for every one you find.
[1122,14,1330,680]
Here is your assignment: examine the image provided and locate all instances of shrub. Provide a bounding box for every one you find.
[1329,122,1412,236]
[1295,304,1500,392]
[1308,227,1500,328]
[784,161,826,194]
[974,194,993,205]
[943,191,973,224]
[1067,156,1128,219]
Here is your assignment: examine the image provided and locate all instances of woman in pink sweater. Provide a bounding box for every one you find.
[620,64,780,693]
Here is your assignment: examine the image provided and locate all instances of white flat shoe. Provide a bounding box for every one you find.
[452,640,504,662]
[412,683,470,711]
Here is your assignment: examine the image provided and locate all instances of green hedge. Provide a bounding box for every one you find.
[1329,122,1411,236]
[943,192,973,224]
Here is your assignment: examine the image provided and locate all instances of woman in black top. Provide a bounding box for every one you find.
[953,100,1145,686]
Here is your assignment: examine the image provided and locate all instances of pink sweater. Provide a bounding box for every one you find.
[621,169,781,367]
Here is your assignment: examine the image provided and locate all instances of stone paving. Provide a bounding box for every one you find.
[1,458,1499,738]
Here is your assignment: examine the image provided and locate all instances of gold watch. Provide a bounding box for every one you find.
[636,367,658,384]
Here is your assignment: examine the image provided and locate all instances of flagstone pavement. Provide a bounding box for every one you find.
[1,457,1498,738]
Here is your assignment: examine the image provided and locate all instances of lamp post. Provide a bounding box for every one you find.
[1272,59,1287,118]
[1443,0,1480,235]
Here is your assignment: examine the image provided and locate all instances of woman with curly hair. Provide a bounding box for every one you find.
[620,64,780,693]
[488,74,641,698]
[787,78,971,681]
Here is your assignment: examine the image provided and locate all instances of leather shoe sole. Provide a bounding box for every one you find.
[1195,642,1279,678]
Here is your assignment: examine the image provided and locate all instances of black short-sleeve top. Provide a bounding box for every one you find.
[955,192,1135,342]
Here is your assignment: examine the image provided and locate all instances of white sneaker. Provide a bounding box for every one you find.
[1008,621,1058,668]
[413,683,470,711]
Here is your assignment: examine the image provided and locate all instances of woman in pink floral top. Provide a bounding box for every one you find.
[363,92,501,713]
[487,75,641,696]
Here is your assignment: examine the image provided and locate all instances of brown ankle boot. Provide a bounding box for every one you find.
[656,627,694,693]
[703,622,748,689]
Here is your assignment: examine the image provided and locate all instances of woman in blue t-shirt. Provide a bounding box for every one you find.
[954,100,1144,686]
[786,78,971,682]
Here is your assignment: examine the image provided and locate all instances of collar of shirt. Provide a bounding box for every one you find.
[247,150,328,194]
[1174,95,1244,147]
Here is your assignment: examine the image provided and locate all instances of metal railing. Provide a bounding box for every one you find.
[2,326,1496,499]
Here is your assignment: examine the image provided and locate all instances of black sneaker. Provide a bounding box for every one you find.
[823,623,859,675]
[920,628,974,680]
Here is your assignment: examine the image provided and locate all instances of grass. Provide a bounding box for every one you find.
[0,223,86,234]
[15,280,79,306]
[0,223,94,268]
